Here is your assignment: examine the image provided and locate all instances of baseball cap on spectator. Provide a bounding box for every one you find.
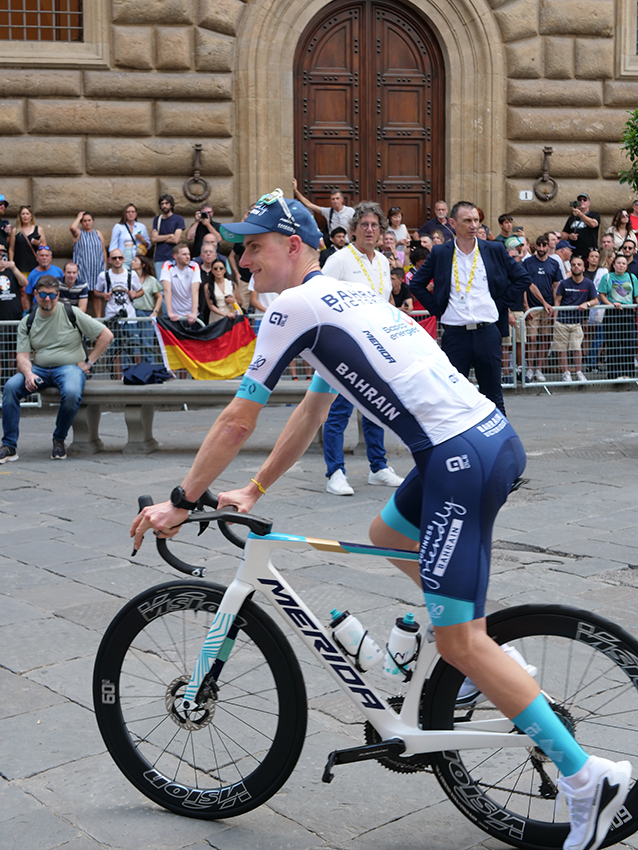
[556,240,573,250]
[330,226,347,237]
[505,236,524,250]
[577,192,590,200]
[221,189,322,249]
[0,194,8,206]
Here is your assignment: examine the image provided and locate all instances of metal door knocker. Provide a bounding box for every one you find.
[183,143,211,203]
[533,146,558,201]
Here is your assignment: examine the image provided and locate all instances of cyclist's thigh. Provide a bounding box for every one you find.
[418,420,526,617]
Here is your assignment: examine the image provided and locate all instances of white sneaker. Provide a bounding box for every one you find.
[558,756,632,850]
[535,369,547,381]
[326,469,354,496]
[562,371,573,382]
[368,466,404,487]
[525,367,534,382]
[456,643,538,706]
[576,371,587,382]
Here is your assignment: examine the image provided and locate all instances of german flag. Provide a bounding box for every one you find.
[155,316,256,380]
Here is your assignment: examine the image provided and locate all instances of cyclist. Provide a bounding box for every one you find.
[131,191,631,850]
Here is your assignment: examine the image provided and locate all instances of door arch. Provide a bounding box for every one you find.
[294,0,445,230]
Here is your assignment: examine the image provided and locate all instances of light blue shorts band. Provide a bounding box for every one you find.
[424,593,476,626]
[235,375,270,405]
[380,493,420,542]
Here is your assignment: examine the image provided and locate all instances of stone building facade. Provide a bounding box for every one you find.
[0,0,636,255]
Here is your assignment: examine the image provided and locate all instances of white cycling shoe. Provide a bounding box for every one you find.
[558,756,632,850]
[456,643,538,706]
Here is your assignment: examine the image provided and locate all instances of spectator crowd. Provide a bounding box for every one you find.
[1,184,637,465]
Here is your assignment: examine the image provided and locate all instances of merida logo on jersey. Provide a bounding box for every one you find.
[361,330,396,363]
[335,362,400,420]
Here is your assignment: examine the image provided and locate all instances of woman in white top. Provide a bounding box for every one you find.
[205,259,241,321]
[109,204,151,269]
[386,206,410,247]
[605,209,636,251]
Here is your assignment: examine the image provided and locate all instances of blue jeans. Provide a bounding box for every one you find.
[136,309,157,362]
[323,393,388,477]
[2,364,86,449]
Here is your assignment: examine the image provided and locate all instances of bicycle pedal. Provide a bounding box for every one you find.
[322,738,405,783]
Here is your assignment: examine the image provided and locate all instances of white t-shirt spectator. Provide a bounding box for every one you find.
[319,205,355,236]
[248,276,279,315]
[95,268,141,319]
[161,260,202,317]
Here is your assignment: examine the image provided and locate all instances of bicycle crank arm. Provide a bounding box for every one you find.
[322,738,405,783]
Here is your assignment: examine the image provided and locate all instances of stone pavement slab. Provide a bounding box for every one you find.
[2,391,638,849]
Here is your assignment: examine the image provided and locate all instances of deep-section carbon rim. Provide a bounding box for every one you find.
[93,581,307,819]
[424,604,638,850]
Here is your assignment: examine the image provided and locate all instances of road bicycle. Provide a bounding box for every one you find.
[93,494,638,849]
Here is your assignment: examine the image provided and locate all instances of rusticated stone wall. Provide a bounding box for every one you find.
[0,0,245,256]
[1,0,637,252]
[490,0,638,238]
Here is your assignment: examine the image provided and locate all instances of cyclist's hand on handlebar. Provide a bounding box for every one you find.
[130,502,188,550]
[217,485,260,514]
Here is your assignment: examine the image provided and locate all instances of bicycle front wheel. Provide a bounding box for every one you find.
[93,581,307,818]
[424,604,638,850]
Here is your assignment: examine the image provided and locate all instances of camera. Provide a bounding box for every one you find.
[200,212,209,220]
[569,200,580,208]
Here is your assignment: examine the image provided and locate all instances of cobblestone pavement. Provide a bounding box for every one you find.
[2,391,638,850]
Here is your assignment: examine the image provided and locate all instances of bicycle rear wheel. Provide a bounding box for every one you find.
[423,604,638,850]
[93,581,307,818]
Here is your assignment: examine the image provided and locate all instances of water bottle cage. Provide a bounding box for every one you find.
[333,629,372,674]
[386,632,422,682]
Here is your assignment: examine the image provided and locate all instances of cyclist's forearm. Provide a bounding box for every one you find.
[180,399,261,500]
[251,392,333,490]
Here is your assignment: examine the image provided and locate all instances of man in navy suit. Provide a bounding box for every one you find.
[409,201,532,414]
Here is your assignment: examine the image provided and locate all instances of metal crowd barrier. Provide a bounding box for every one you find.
[510,305,638,388]
[3,306,638,405]
[0,314,310,405]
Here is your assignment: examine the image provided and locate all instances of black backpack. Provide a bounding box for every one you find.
[26,302,78,335]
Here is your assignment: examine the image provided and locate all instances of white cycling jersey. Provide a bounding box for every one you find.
[236,272,494,451]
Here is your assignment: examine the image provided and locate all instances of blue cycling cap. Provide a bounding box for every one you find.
[220,189,322,250]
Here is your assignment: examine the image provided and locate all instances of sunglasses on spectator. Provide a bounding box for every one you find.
[37,245,52,251]
[110,255,124,260]
[388,207,402,213]
[37,291,58,299]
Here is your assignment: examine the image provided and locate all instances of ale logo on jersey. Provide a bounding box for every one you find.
[269,312,288,327]
[446,454,471,472]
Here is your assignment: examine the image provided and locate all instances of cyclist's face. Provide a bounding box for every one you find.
[240,232,288,292]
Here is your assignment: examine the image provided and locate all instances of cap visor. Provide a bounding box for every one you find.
[220,222,273,243]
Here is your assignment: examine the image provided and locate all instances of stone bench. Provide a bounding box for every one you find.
[40,380,310,455]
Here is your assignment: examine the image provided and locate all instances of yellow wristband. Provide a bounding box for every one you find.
[251,478,267,495]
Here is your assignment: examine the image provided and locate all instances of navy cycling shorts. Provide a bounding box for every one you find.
[381,410,526,626]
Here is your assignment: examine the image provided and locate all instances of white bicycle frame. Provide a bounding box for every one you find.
[181,529,533,756]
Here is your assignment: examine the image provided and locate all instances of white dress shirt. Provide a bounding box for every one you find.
[441,239,498,325]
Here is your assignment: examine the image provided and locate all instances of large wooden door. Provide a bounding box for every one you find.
[294,0,445,231]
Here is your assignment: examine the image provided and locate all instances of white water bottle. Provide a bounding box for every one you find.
[329,609,383,671]
[384,613,420,679]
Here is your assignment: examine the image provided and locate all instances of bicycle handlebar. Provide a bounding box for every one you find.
[136,492,273,577]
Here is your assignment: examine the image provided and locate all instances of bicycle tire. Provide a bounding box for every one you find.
[93,580,307,819]
[422,604,638,850]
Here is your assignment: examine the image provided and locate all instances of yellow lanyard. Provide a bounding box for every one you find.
[453,243,479,296]
[348,244,384,295]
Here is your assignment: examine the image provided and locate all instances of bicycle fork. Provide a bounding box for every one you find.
[181,577,254,709]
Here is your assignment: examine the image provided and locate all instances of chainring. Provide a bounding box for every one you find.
[364,696,430,773]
